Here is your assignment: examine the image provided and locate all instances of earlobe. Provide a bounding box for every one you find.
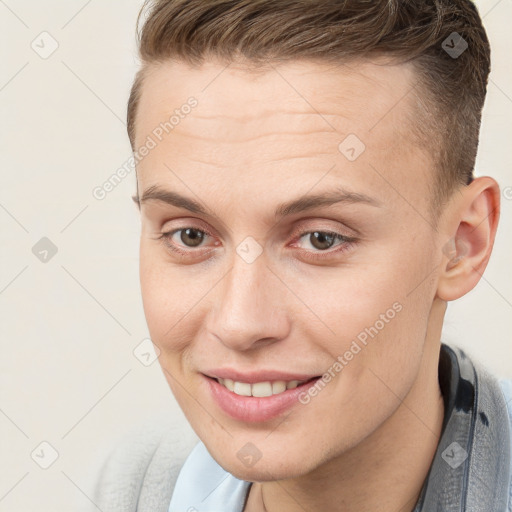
[436,177,500,302]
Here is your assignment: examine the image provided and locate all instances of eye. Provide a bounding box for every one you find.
[299,231,342,251]
[291,230,357,260]
[158,227,216,256]
[157,226,357,261]
[171,228,207,247]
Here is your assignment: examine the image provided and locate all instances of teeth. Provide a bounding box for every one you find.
[217,378,308,397]
[251,382,273,397]
[233,381,252,396]
[223,378,234,392]
[272,381,287,394]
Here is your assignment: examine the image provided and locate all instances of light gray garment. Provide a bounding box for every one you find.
[94,419,198,512]
[410,344,512,511]
[94,344,512,511]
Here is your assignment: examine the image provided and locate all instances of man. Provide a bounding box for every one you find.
[96,1,512,510]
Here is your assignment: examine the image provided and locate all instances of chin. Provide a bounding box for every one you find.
[207,439,323,482]
[225,458,310,483]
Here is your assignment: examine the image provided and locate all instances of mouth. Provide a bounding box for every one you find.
[203,374,322,422]
[213,376,318,397]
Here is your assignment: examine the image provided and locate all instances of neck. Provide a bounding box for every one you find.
[245,299,447,512]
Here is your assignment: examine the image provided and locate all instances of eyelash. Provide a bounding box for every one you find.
[290,229,356,261]
[157,226,357,261]
[157,227,217,259]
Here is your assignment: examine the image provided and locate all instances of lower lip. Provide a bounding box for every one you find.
[204,375,321,423]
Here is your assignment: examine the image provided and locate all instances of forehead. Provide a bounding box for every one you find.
[136,58,418,137]
[134,58,433,214]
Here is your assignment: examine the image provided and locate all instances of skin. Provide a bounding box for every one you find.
[133,58,499,512]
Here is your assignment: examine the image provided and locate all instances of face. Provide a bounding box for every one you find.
[135,58,443,481]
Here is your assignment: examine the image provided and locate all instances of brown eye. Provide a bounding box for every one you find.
[291,229,357,261]
[308,231,336,251]
[179,228,206,247]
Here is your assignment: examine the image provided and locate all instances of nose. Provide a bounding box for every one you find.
[207,252,290,352]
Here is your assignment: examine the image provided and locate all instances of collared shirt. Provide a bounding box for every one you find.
[169,344,512,511]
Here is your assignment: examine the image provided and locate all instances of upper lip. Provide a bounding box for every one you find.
[203,368,320,383]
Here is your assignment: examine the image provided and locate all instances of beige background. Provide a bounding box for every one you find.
[0,1,511,510]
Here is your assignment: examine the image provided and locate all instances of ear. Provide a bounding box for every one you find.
[436,177,500,302]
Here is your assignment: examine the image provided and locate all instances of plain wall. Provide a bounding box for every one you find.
[0,1,510,510]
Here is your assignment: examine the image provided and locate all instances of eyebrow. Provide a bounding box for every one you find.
[132,184,381,219]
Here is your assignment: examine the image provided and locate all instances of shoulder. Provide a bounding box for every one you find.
[498,379,512,512]
[93,417,199,512]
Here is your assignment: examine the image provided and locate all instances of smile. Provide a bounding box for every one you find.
[205,374,321,422]
[216,378,310,397]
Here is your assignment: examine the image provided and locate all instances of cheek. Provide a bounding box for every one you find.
[287,261,418,347]
[139,241,219,357]
[140,256,168,338]
[139,243,185,348]
[293,241,434,388]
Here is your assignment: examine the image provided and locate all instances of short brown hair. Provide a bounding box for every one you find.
[127,0,491,212]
